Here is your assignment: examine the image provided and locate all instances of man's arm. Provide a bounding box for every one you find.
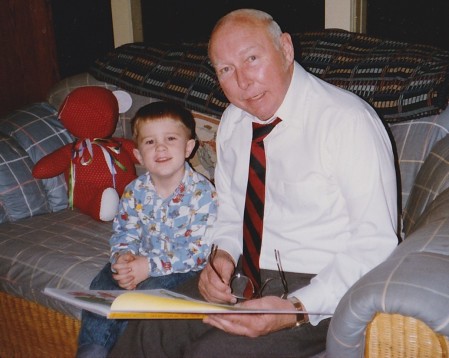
[293,107,399,325]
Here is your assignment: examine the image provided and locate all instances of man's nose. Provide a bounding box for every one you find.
[235,69,251,90]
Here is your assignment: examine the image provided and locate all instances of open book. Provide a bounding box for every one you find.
[44,287,321,319]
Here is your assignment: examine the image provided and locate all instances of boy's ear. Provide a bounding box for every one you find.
[133,148,144,165]
[185,138,196,158]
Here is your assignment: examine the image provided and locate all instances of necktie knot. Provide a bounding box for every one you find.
[252,117,282,143]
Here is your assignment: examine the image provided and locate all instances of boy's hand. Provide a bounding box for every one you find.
[112,253,149,289]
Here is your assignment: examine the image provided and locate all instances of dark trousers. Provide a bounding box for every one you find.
[108,270,330,358]
[78,263,199,352]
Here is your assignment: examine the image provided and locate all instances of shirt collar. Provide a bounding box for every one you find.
[145,162,193,199]
[275,61,308,124]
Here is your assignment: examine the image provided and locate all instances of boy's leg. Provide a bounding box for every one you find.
[137,270,199,290]
[77,263,121,358]
[78,266,201,357]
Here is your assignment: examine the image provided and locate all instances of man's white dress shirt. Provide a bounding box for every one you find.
[207,62,398,324]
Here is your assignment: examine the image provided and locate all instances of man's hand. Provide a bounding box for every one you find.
[198,248,236,304]
[203,296,298,337]
[112,253,149,290]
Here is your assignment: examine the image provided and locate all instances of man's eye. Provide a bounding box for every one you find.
[247,55,256,62]
[218,67,231,76]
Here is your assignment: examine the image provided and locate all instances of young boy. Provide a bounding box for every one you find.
[76,101,218,358]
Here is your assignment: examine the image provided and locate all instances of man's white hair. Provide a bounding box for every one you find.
[209,8,284,52]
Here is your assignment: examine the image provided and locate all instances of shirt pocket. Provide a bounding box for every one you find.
[269,173,332,217]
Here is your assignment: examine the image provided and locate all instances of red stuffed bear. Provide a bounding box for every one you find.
[33,86,138,221]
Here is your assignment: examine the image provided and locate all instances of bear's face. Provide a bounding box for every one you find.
[59,86,119,139]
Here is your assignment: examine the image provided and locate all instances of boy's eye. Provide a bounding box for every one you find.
[168,136,177,141]
[145,139,154,145]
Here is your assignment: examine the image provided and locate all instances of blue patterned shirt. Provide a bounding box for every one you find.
[110,162,218,277]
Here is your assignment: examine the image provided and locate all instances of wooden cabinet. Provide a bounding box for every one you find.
[0,0,59,117]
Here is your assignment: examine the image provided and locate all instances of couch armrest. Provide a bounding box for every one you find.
[326,187,449,357]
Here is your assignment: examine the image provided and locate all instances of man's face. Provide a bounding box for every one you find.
[209,20,294,120]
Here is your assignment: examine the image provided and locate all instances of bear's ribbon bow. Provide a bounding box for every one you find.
[69,138,127,209]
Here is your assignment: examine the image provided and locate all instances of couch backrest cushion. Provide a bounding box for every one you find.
[403,134,449,235]
[0,133,50,222]
[88,30,449,124]
[389,106,449,211]
[293,30,449,122]
[89,42,227,119]
[0,103,73,213]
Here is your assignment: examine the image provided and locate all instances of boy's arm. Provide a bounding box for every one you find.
[109,186,142,261]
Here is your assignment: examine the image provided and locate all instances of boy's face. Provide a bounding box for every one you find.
[133,118,196,184]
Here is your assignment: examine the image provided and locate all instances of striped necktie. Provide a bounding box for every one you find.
[242,117,282,288]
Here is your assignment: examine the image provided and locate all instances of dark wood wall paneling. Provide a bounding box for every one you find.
[0,0,114,118]
[0,0,59,117]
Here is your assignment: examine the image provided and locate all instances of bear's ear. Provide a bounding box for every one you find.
[113,90,133,114]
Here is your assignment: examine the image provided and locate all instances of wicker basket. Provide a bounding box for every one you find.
[366,313,449,358]
[0,291,80,358]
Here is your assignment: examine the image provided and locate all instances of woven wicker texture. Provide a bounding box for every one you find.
[366,313,449,358]
[0,291,79,358]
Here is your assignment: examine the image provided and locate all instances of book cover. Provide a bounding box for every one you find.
[44,287,315,319]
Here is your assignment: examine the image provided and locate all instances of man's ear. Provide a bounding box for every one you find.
[133,147,144,165]
[280,32,295,63]
[185,139,196,158]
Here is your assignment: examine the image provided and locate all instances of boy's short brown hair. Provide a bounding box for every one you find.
[131,101,196,142]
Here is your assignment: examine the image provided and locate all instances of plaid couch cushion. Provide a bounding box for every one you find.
[403,134,449,235]
[0,133,50,222]
[89,30,449,123]
[389,107,449,211]
[0,103,73,212]
[0,209,111,318]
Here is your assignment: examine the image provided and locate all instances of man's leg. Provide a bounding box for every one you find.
[185,318,330,358]
[108,316,329,358]
[108,270,329,358]
[108,319,212,358]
